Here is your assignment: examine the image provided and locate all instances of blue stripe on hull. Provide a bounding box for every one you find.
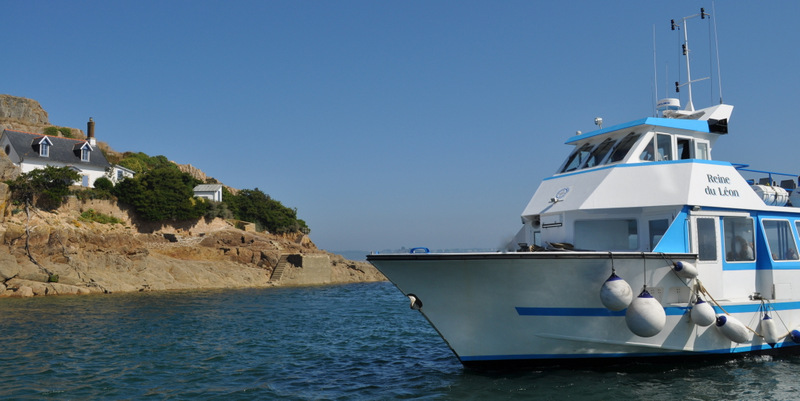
[515,301,800,317]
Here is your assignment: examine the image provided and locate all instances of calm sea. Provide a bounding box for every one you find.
[2,281,799,400]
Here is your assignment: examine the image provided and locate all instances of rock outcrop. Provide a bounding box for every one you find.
[0,199,384,297]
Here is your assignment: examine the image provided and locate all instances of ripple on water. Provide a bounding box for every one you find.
[2,283,800,400]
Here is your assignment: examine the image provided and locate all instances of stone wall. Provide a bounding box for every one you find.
[280,254,332,286]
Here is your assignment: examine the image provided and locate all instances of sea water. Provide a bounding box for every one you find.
[1,282,799,400]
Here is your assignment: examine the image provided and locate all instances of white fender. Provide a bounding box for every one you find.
[625,289,666,337]
[690,297,716,327]
[716,315,751,343]
[673,261,698,279]
[600,273,632,311]
[760,314,780,347]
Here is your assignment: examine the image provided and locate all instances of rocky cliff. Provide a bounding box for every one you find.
[0,198,384,297]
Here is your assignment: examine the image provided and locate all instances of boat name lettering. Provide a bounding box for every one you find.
[704,185,740,197]
[707,174,731,185]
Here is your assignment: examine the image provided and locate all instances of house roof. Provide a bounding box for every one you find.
[1,129,111,169]
[194,184,223,192]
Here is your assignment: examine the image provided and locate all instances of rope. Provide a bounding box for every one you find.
[697,279,762,339]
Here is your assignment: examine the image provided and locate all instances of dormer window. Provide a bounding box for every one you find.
[76,142,92,162]
[37,137,53,157]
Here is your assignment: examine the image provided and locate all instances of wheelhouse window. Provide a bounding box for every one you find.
[583,138,615,168]
[559,143,593,173]
[575,219,638,251]
[763,220,799,261]
[696,141,710,160]
[656,134,672,161]
[639,135,655,161]
[677,137,693,160]
[696,217,718,261]
[724,216,755,262]
[606,132,641,164]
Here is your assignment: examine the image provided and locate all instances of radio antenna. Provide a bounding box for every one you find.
[712,1,723,104]
[671,8,710,112]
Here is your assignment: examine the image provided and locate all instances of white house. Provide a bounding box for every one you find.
[193,184,223,202]
[0,122,111,188]
[109,164,136,184]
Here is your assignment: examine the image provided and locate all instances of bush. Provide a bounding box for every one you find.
[117,152,177,175]
[94,176,113,191]
[6,166,81,210]
[112,167,206,221]
[43,126,74,138]
[79,209,123,224]
[223,187,309,234]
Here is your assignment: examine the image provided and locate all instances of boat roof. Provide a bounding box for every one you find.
[565,117,710,145]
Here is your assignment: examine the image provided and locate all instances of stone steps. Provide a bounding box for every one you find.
[270,254,290,283]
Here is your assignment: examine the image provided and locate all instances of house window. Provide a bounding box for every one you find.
[40,142,50,157]
[117,170,124,181]
[81,147,90,162]
[4,145,9,155]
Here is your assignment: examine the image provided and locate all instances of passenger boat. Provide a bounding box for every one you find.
[367,10,800,370]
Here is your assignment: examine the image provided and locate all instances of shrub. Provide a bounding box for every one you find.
[79,209,123,224]
[112,167,206,221]
[94,176,113,191]
[6,166,81,210]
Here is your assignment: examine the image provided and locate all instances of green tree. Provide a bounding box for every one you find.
[113,167,207,221]
[225,187,308,234]
[7,166,81,210]
[93,176,113,191]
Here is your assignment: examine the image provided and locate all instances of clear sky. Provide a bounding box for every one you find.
[3,1,798,253]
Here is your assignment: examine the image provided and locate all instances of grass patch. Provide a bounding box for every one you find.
[79,209,123,225]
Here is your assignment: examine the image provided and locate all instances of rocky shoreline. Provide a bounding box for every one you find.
[0,197,385,298]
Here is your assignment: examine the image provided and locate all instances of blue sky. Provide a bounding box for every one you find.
[3,1,798,253]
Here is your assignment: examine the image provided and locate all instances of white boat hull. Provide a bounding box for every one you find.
[368,252,800,369]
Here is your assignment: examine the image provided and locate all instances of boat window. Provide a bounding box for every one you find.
[724,217,755,262]
[696,141,710,160]
[648,219,669,250]
[584,138,615,168]
[677,137,693,160]
[559,143,594,173]
[656,134,672,161]
[696,217,718,261]
[763,220,799,261]
[575,219,638,251]
[607,132,641,164]
[639,136,655,161]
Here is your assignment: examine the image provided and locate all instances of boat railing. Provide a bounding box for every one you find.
[734,164,799,190]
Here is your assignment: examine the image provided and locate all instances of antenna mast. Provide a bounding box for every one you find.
[671,8,710,112]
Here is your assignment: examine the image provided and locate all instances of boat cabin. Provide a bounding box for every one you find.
[509,101,800,301]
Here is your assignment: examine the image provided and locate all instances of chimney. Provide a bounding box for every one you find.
[87,117,96,146]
